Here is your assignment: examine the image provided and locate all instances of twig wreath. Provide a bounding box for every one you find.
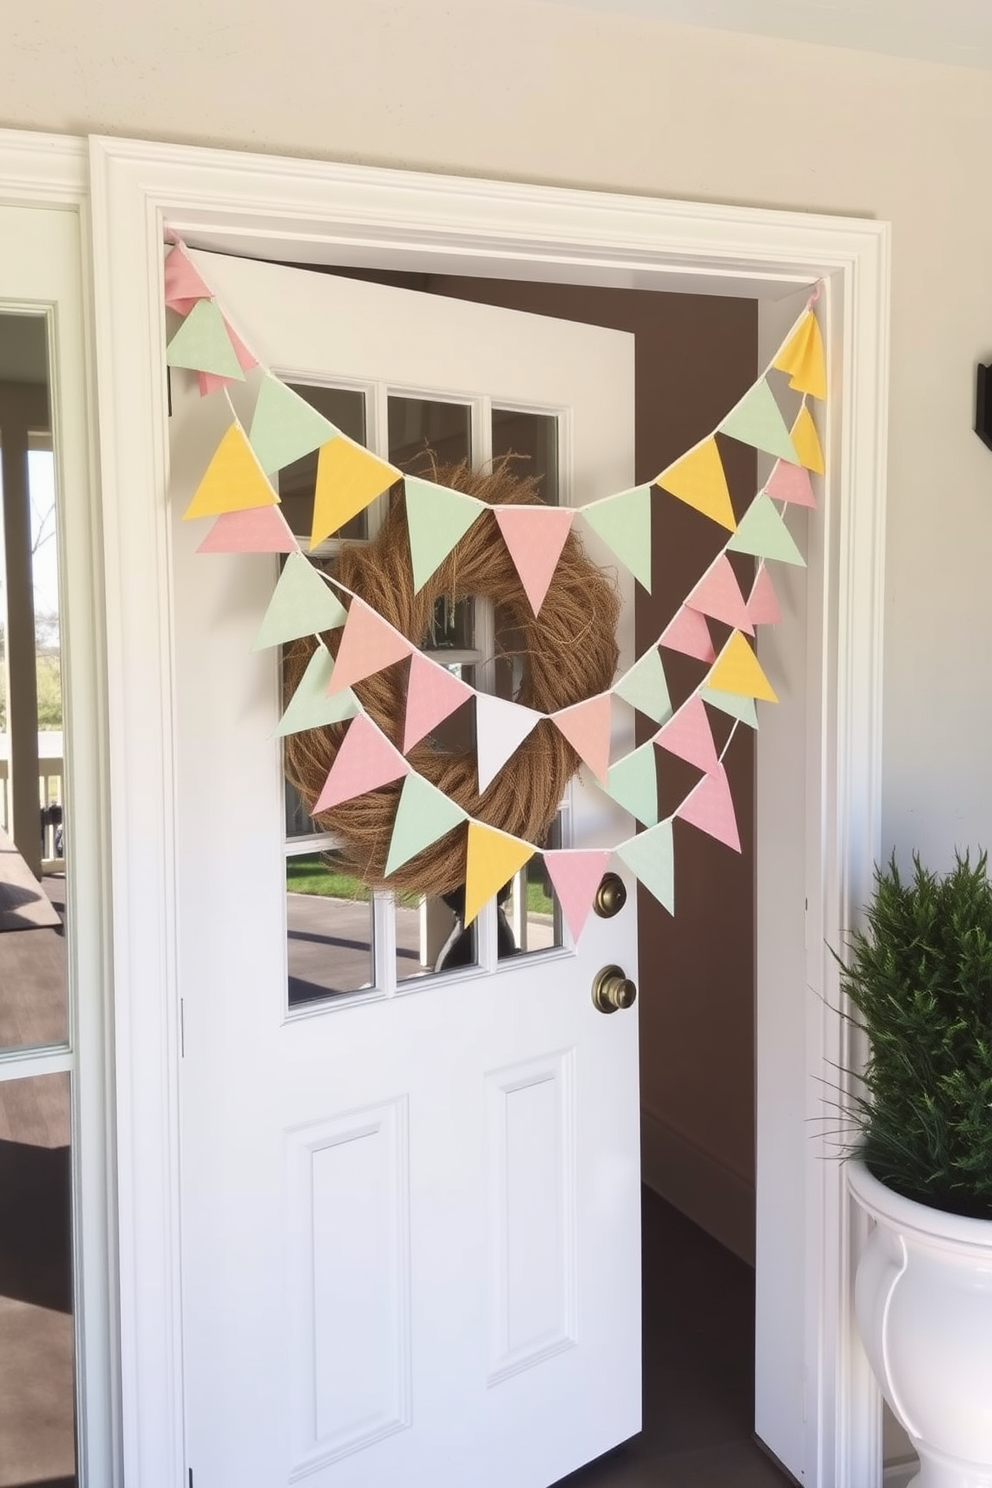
[164,239,826,941]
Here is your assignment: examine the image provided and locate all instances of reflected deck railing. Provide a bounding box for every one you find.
[0,730,65,873]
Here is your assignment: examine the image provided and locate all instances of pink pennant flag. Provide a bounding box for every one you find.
[403,651,474,753]
[660,606,716,664]
[543,849,613,943]
[747,564,782,626]
[551,693,612,784]
[311,713,410,814]
[164,244,214,315]
[654,694,720,775]
[197,317,259,396]
[328,597,414,695]
[686,555,753,636]
[676,764,741,852]
[494,506,574,616]
[763,458,816,508]
[196,505,299,553]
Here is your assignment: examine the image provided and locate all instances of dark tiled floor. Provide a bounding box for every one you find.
[557,1189,796,1488]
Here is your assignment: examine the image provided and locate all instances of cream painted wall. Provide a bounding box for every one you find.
[4,0,989,868]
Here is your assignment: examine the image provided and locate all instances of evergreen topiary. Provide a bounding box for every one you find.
[838,850,992,1220]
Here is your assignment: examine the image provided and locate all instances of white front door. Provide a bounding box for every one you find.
[172,254,640,1488]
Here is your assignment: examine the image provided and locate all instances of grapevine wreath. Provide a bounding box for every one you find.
[282,457,620,898]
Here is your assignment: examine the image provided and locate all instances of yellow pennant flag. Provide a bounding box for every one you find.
[707,631,777,703]
[464,821,535,928]
[182,423,278,521]
[790,404,825,475]
[773,313,826,400]
[655,437,736,532]
[311,437,400,548]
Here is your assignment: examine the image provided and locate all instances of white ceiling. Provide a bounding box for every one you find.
[535,0,992,70]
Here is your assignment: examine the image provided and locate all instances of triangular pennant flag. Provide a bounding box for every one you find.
[164,244,213,314]
[494,505,574,615]
[197,318,259,396]
[706,632,778,703]
[312,439,400,547]
[747,564,782,627]
[613,646,672,726]
[763,458,816,508]
[327,596,414,695]
[727,495,805,567]
[655,439,736,532]
[253,552,348,651]
[274,646,359,737]
[464,822,535,928]
[659,606,716,664]
[676,764,741,852]
[196,505,298,554]
[166,298,245,380]
[249,373,341,474]
[581,485,654,591]
[789,404,825,475]
[686,554,754,635]
[700,687,759,729]
[182,423,278,521]
[616,819,675,916]
[718,378,798,462]
[384,773,467,877]
[551,693,612,783]
[654,695,720,776]
[403,652,474,753]
[404,476,486,592]
[475,693,544,794]
[605,742,659,827]
[773,312,826,400]
[543,849,612,943]
[311,713,410,815]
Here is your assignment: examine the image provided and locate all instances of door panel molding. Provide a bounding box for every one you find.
[85,135,888,1488]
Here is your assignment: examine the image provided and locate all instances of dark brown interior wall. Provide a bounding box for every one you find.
[327,267,759,1196]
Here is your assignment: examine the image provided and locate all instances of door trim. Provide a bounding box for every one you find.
[86,134,889,1488]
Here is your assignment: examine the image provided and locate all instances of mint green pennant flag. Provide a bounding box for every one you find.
[248,374,341,475]
[166,298,244,380]
[616,818,675,915]
[384,773,467,878]
[699,686,759,729]
[404,476,486,593]
[614,646,672,725]
[582,484,653,592]
[718,379,796,462]
[606,741,659,827]
[274,645,359,737]
[727,494,805,567]
[253,553,348,651]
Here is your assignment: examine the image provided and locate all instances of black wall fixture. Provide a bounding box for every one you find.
[976,363,992,450]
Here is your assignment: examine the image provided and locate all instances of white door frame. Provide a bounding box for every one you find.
[31,130,883,1487]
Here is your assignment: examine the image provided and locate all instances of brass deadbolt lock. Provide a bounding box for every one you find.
[592,965,637,1014]
[593,873,627,919]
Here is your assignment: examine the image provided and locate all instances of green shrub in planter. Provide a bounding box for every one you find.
[838,850,992,1220]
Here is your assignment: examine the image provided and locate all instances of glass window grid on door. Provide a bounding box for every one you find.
[281,382,569,1013]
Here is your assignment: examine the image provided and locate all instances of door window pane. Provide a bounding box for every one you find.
[0,1069,76,1485]
[278,385,368,540]
[287,850,375,1005]
[388,396,470,477]
[491,408,559,504]
[499,815,564,960]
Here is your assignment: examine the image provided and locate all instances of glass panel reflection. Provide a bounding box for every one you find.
[287,850,375,1005]
[0,312,68,1051]
[279,385,368,541]
[491,408,559,504]
[388,396,470,477]
[499,814,563,959]
[0,1069,76,1485]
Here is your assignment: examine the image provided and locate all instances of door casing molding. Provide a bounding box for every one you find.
[83,134,889,1488]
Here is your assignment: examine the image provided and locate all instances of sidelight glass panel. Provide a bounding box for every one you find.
[0,1069,76,1485]
[278,384,368,541]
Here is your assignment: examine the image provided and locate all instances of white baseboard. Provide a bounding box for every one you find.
[640,1107,755,1266]
[883,1460,918,1487]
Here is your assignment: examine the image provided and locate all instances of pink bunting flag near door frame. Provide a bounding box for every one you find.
[543,849,613,944]
[403,651,475,753]
[654,694,720,776]
[551,692,613,784]
[659,605,716,664]
[675,763,741,852]
[747,564,782,626]
[311,712,410,814]
[164,243,214,314]
[327,596,415,695]
[494,505,575,616]
[685,554,754,636]
[763,458,816,509]
[196,505,299,554]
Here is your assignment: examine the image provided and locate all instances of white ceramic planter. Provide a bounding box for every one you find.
[848,1158,992,1488]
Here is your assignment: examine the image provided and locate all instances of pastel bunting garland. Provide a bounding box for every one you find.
[166,238,826,938]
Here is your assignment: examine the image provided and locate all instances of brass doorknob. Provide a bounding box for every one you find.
[593,872,627,919]
[592,965,637,1014]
